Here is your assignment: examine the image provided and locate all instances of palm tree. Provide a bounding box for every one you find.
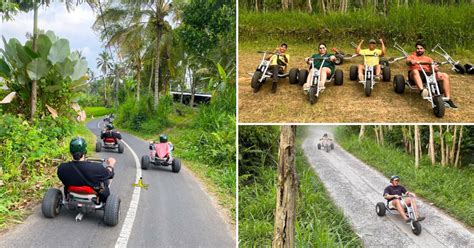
[96,51,112,106]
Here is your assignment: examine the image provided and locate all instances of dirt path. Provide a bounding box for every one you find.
[238,50,474,123]
[301,126,474,247]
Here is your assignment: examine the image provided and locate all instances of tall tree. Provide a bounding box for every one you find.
[414,125,420,169]
[273,125,298,248]
[96,51,112,106]
[429,125,435,165]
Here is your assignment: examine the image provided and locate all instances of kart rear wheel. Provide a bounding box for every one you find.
[308,86,318,105]
[349,65,358,81]
[412,221,422,235]
[103,194,121,226]
[298,69,309,86]
[172,158,181,173]
[289,68,299,84]
[95,141,101,152]
[382,66,391,82]
[334,54,344,65]
[376,202,386,216]
[334,69,343,85]
[317,143,321,150]
[433,95,445,118]
[454,63,465,74]
[394,75,405,94]
[331,143,334,150]
[251,71,263,92]
[118,143,124,153]
[141,155,150,170]
[365,80,372,97]
[42,188,62,218]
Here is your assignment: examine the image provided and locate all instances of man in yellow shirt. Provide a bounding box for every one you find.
[356,39,386,81]
[265,43,290,93]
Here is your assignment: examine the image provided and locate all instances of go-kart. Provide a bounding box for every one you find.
[250,51,290,92]
[391,43,454,118]
[376,193,422,235]
[289,57,343,104]
[96,131,124,154]
[41,158,120,226]
[318,138,334,152]
[431,44,465,74]
[141,141,181,173]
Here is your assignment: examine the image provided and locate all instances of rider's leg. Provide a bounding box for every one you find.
[270,65,279,93]
[320,68,331,88]
[358,64,364,81]
[375,64,381,78]
[410,70,428,97]
[304,68,316,90]
[393,199,410,221]
[437,72,451,98]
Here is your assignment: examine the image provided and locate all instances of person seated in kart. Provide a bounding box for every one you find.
[407,41,457,108]
[57,137,116,203]
[149,134,174,158]
[319,133,332,145]
[303,43,337,91]
[265,43,290,93]
[355,38,386,81]
[100,124,122,143]
[383,175,425,223]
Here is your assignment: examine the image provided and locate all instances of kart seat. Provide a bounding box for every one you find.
[154,143,170,158]
[104,137,116,143]
[68,186,95,194]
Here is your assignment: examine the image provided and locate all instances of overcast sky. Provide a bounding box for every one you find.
[0,2,104,74]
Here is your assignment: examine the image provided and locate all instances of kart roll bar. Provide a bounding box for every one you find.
[431,44,458,65]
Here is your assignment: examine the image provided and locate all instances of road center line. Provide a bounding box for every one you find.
[115,139,142,248]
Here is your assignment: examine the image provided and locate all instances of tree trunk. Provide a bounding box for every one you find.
[454,126,463,168]
[414,125,420,169]
[30,1,39,120]
[190,76,196,107]
[429,125,435,165]
[255,0,259,12]
[282,0,289,11]
[154,17,163,109]
[450,126,457,166]
[358,125,365,142]
[307,0,312,13]
[149,58,154,94]
[379,125,384,146]
[272,125,298,248]
[136,57,141,101]
[440,125,445,166]
[374,126,379,145]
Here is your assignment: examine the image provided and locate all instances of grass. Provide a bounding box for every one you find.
[84,106,111,117]
[238,128,362,247]
[335,126,474,227]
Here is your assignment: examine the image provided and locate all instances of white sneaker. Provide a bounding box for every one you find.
[420,88,429,98]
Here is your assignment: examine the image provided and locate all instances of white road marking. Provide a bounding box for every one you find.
[97,120,102,129]
[115,139,142,248]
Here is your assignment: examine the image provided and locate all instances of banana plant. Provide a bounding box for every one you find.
[0,30,88,116]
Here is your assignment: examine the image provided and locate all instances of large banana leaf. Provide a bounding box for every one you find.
[48,39,70,65]
[0,58,11,78]
[26,58,50,80]
[56,58,74,79]
[36,34,52,59]
[71,59,87,81]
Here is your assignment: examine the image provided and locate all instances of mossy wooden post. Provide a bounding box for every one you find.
[414,125,420,169]
[272,125,298,248]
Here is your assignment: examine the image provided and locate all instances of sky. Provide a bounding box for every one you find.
[0,2,104,75]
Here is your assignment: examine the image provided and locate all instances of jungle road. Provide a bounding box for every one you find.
[302,126,473,248]
[0,119,235,248]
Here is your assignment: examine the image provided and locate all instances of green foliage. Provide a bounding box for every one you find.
[83,106,111,117]
[335,127,474,227]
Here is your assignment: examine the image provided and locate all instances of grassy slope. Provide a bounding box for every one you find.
[84,106,111,118]
[335,127,474,227]
[239,128,362,247]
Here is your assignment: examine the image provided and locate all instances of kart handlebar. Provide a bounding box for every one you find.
[86,157,106,163]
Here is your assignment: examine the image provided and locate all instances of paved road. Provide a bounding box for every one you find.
[0,119,235,248]
[302,126,473,248]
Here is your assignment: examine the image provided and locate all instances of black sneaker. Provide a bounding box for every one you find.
[271,81,277,93]
[405,218,412,223]
[445,99,458,109]
[417,216,425,221]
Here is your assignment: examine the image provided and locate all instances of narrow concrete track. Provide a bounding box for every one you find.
[302,126,473,248]
[0,119,235,248]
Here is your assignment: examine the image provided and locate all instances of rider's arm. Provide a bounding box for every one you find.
[380,39,386,56]
[329,55,336,62]
[356,40,363,54]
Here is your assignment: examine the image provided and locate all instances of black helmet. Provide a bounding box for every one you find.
[390,175,400,182]
[70,137,87,154]
[323,133,328,137]
[106,123,114,130]
[159,134,168,143]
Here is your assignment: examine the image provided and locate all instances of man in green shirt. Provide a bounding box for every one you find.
[303,43,336,91]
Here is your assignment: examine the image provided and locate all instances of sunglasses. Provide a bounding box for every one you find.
[319,47,326,49]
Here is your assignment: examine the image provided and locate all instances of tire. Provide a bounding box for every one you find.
[141,155,150,170]
[42,188,62,218]
[365,80,371,97]
[251,71,263,92]
[331,143,334,150]
[382,66,391,82]
[334,69,343,85]
[394,75,405,94]
[379,58,389,67]
[103,194,121,226]
[325,146,330,152]
[95,141,101,152]
[334,54,344,65]
[317,143,321,150]
[308,86,318,105]
[118,143,124,153]
[454,63,465,74]
[433,95,445,118]
[172,158,181,173]
[376,202,386,216]
[412,221,422,235]
[289,68,299,84]
[298,69,309,86]
[349,65,358,81]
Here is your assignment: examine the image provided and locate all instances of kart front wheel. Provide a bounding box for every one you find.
[42,188,62,218]
[289,68,299,84]
[376,202,386,216]
[412,221,422,235]
[95,141,101,152]
[172,158,181,173]
[433,95,445,118]
[365,80,372,97]
[141,155,150,170]
[308,86,318,105]
[251,71,263,92]
[103,194,121,226]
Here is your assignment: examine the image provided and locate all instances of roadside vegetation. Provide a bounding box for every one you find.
[335,125,474,227]
[239,126,362,247]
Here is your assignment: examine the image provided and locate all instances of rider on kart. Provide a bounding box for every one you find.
[101,123,122,143]
[57,137,116,203]
[149,134,174,157]
[265,43,290,93]
[355,38,386,82]
[406,41,457,108]
[383,175,425,223]
[303,43,337,91]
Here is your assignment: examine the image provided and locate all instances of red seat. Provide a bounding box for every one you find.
[68,186,95,194]
[104,137,116,143]
[154,143,169,158]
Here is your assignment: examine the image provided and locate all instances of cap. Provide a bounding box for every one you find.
[369,39,376,44]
